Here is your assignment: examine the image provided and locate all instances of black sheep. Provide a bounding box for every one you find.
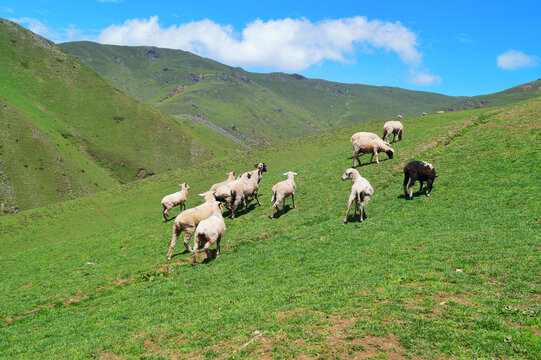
[403,161,436,200]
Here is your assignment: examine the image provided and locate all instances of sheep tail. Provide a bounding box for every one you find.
[271,191,276,203]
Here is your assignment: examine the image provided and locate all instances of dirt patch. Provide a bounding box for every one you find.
[98,352,123,360]
[62,294,89,306]
[113,277,134,287]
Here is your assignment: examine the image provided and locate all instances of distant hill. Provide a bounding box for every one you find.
[447,79,541,111]
[0,19,241,211]
[60,41,463,146]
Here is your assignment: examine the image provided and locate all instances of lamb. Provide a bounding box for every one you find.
[192,201,226,265]
[341,168,373,224]
[382,121,404,143]
[397,114,403,119]
[209,171,236,193]
[403,161,436,200]
[161,182,190,221]
[269,172,297,219]
[166,191,217,260]
[352,137,394,167]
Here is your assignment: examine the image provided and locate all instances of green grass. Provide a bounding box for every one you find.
[1,97,539,359]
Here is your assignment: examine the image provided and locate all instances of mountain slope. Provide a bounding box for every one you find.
[60,41,463,145]
[0,97,539,359]
[447,79,541,111]
[0,19,241,211]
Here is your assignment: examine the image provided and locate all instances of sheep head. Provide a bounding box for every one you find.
[341,168,358,181]
[386,149,394,159]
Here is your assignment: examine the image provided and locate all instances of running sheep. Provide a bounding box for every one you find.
[382,120,404,143]
[166,191,217,260]
[209,171,236,193]
[352,137,394,167]
[269,172,297,219]
[341,168,373,224]
[403,161,437,200]
[161,183,190,221]
[192,201,226,265]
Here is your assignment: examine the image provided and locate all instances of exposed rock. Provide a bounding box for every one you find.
[233,71,251,84]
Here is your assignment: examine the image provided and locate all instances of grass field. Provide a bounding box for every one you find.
[0,98,540,359]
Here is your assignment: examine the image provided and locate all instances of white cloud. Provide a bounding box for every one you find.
[409,69,442,86]
[497,50,539,70]
[11,17,57,40]
[96,15,434,79]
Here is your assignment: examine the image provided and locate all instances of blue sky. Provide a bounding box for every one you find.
[2,0,540,96]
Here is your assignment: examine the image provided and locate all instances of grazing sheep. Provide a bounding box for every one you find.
[209,171,236,193]
[341,168,373,224]
[352,137,394,167]
[269,172,297,219]
[161,183,190,221]
[350,131,383,143]
[436,110,445,114]
[422,112,428,116]
[167,191,216,260]
[403,161,436,200]
[382,121,404,143]
[397,114,403,119]
[192,201,226,264]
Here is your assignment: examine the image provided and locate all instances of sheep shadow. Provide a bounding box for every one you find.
[222,202,258,219]
[271,204,294,219]
[169,249,191,259]
[345,211,367,223]
[397,189,429,200]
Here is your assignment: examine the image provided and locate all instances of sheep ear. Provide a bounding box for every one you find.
[292,172,298,175]
[198,193,206,197]
[282,172,288,176]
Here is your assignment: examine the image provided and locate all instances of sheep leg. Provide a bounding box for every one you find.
[426,180,433,196]
[192,234,201,265]
[403,174,410,198]
[183,228,194,253]
[231,196,243,219]
[360,194,370,222]
[167,225,181,260]
[162,205,170,221]
[204,235,218,259]
[353,196,358,219]
[255,190,262,206]
[419,181,424,192]
[374,149,380,164]
[216,234,221,258]
[344,194,356,225]
[270,195,282,218]
[408,180,416,200]
[292,193,295,208]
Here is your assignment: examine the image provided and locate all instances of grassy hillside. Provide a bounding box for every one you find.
[1,96,539,359]
[0,19,243,211]
[60,41,463,146]
[447,79,541,111]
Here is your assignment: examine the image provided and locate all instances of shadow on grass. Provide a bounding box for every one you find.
[345,211,367,223]
[352,157,392,168]
[223,202,258,219]
[397,189,430,200]
[270,204,293,219]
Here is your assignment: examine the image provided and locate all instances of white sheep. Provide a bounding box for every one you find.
[269,172,297,219]
[192,201,226,264]
[214,163,267,214]
[341,168,373,225]
[209,171,236,193]
[228,171,261,219]
[352,137,394,167]
[397,114,403,119]
[161,182,190,221]
[167,191,217,260]
[436,110,445,114]
[422,112,428,116]
[350,131,383,143]
[382,120,404,143]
